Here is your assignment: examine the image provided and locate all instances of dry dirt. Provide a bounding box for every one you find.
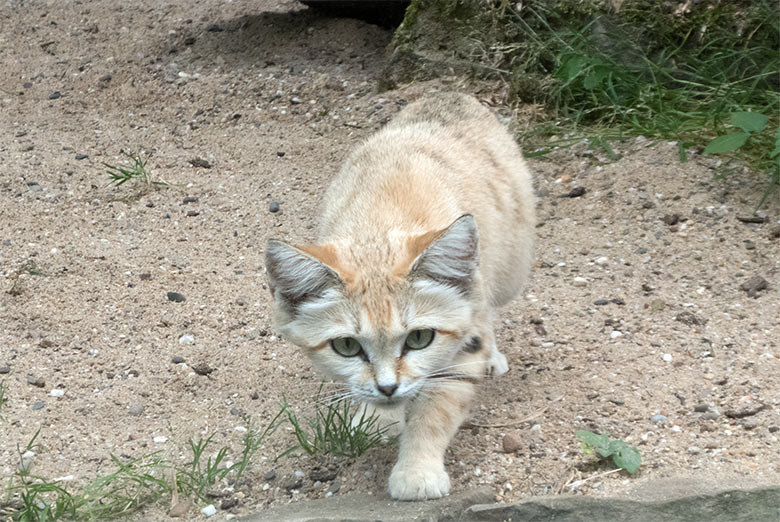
[1,1,779,520]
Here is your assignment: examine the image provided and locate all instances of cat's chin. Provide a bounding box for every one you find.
[370,396,407,408]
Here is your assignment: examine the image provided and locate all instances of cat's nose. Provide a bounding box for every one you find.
[377,383,398,397]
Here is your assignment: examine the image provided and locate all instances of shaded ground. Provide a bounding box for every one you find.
[1,0,779,520]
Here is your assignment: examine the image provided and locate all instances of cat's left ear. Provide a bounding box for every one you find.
[265,240,343,314]
[408,214,478,294]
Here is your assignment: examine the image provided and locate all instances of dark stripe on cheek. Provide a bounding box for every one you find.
[464,336,482,353]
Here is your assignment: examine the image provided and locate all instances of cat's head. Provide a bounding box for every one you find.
[265,215,482,405]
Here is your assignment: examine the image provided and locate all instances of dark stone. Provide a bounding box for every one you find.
[220,497,238,510]
[0,366,10,374]
[27,375,45,388]
[736,215,766,224]
[206,24,224,32]
[464,336,482,353]
[326,479,340,495]
[75,153,88,160]
[675,311,707,326]
[694,404,709,413]
[139,273,152,280]
[269,201,280,213]
[171,356,185,364]
[192,363,214,376]
[740,275,768,298]
[167,291,186,302]
[48,91,61,99]
[186,210,200,217]
[662,214,680,226]
[594,299,609,306]
[276,151,286,157]
[562,186,586,198]
[309,465,338,482]
[725,403,766,419]
[744,240,756,250]
[189,158,212,169]
[611,298,625,305]
[282,476,303,491]
[183,196,199,204]
[32,401,46,411]
[251,391,259,400]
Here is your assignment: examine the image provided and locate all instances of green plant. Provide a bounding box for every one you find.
[280,394,394,459]
[474,1,780,195]
[576,430,641,474]
[2,415,281,521]
[704,112,780,204]
[104,152,166,188]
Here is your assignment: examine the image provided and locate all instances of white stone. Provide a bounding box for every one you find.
[663,353,673,363]
[153,436,168,443]
[610,331,623,339]
[573,277,588,287]
[178,334,195,345]
[50,389,65,397]
[200,504,217,517]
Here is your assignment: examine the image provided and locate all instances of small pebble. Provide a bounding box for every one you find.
[189,158,212,169]
[610,331,622,339]
[263,470,276,480]
[172,356,185,364]
[27,376,45,388]
[186,210,200,217]
[269,201,280,213]
[663,353,673,363]
[48,91,61,100]
[594,299,609,306]
[50,389,64,397]
[502,432,522,453]
[128,404,145,416]
[167,291,186,302]
[694,404,709,413]
[201,504,217,517]
[595,256,609,265]
[75,153,88,160]
[0,366,10,374]
[687,446,701,455]
[153,436,168,443]
[326,479,341,495]
[573,276,588,287]
[650,414,667,423]
[562,186,586,198]
[182,196,199,204]
[294,470,305,479]
[178,334,195,345]
[32,401,46,411]
[276,151,285,157]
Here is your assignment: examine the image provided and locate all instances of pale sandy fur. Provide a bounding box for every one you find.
[266,92,535,500]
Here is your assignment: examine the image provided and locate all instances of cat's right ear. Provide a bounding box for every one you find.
[265,240,343,313]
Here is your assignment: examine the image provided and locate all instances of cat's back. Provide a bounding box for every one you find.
[319,93,535,306]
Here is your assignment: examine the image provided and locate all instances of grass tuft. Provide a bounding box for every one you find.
[1,413,283,522]
[104,152,169,189]
[280,392,394,459]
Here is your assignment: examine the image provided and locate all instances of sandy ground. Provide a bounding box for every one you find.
[1,1,779,520]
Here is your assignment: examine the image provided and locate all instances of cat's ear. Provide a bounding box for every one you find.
[265,240,343,313]
[408,214,478,294]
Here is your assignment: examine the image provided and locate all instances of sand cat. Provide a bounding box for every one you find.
[265,93,535,500]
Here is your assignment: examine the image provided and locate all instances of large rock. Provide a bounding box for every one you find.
[241,480,780,522]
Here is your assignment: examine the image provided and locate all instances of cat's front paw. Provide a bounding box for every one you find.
[388,462,450,500]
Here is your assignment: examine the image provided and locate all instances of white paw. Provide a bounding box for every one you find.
[388,462,450,500]
[489,350,509,377]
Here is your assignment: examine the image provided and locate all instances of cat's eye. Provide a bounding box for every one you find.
[330,337,363,358]
[404,329,435,350]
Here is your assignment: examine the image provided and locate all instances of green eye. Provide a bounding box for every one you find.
[404,329,435,350]
[330,338,363,357]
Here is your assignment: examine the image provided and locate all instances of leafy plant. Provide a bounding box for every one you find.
[104,152,167,188]
[280,394,394,459]
[704,112,780,204]
[576,430,641,474]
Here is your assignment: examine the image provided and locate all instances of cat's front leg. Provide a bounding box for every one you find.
[388,380,474,500]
